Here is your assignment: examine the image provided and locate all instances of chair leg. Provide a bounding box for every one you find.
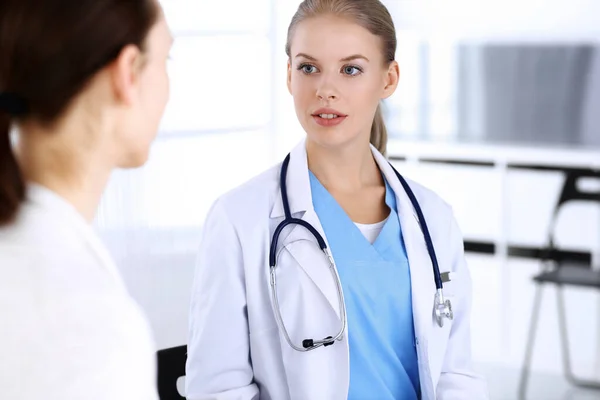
[518,283,544,400]
[556,286,600,389]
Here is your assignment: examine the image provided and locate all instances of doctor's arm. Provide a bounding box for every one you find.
[436,213,489,400]
[185,200,259,400]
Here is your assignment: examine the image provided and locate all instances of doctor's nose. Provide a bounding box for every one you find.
[316,90,337,101]
[316,81,339,100]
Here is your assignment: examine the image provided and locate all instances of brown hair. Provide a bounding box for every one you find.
[0,0,159,225]
[285,0,396,155]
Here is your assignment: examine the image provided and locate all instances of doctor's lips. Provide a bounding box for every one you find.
[311,108,347,127]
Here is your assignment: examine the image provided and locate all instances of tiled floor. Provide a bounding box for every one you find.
[478,363,600,400]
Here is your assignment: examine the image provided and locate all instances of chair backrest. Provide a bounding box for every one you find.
[157,345,187,400]
[546,168,600,264]
[556,168,600,207]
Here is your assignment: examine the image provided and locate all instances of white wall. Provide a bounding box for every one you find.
[387,0,600,41]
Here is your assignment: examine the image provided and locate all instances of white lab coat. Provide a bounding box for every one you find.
[186,140,489,400]
[0,183,158,400]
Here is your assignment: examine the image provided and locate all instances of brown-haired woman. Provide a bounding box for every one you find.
[0,0,172,398]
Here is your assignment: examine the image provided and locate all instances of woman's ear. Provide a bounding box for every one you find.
[109,44,145,107]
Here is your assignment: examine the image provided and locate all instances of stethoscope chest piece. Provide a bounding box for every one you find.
[434,289,453,328]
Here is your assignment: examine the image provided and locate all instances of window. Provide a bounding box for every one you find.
[97,0,280,230]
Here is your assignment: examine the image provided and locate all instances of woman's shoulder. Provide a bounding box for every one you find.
[0,238,118,301]
[0,228,154,351]
[0,245,157,398]
[0,200,110,273]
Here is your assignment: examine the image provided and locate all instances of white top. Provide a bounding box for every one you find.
[354,217,388,244]
[0,184,158,400]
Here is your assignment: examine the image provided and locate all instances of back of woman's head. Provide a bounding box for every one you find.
[286,0,396,155]
[0,0,160,225]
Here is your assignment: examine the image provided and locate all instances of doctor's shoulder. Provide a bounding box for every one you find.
[402,176,455,223]
[401,176,469,270]
[405,178,454,219]
[204,163,282,230]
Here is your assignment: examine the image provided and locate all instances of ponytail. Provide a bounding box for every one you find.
[370,103,388,156]
[0,113,25,226]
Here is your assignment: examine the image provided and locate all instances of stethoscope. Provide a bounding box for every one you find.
[269,153,453,352]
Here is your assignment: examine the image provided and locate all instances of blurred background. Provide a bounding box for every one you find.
[94,1,600,398]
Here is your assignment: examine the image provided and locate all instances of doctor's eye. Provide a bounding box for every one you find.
[298,63,319,74]
[342,65,363,76]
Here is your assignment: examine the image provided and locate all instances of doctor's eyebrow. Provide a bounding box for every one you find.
[294,53,370,62]
[295,53,317,61]
[339,54,369,62]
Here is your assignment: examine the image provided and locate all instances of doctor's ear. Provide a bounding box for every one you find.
[381,60,400,100]
[287,59,293,95]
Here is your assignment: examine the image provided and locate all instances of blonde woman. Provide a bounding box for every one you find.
[187,0,488,399]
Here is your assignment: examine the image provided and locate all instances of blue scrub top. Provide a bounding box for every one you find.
[309,171,420,400]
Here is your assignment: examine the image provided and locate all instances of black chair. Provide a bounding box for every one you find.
[519,168,600,399]
[157,345,187,400]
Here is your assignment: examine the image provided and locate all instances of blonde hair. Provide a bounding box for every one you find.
[285,0,396,155]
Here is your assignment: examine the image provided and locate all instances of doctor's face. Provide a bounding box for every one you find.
[287,14,398,150]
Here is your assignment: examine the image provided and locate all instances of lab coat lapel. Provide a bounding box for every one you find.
[269,140,342,319]
[372,148,436,397]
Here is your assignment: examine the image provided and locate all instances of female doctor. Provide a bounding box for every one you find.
[186,0,488,399]
[0,0,172,398]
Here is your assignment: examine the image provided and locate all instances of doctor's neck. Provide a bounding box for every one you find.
[16,119,113,223]
[306,136,383,193]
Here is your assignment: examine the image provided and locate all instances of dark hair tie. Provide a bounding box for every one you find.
[0,92,28,116]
